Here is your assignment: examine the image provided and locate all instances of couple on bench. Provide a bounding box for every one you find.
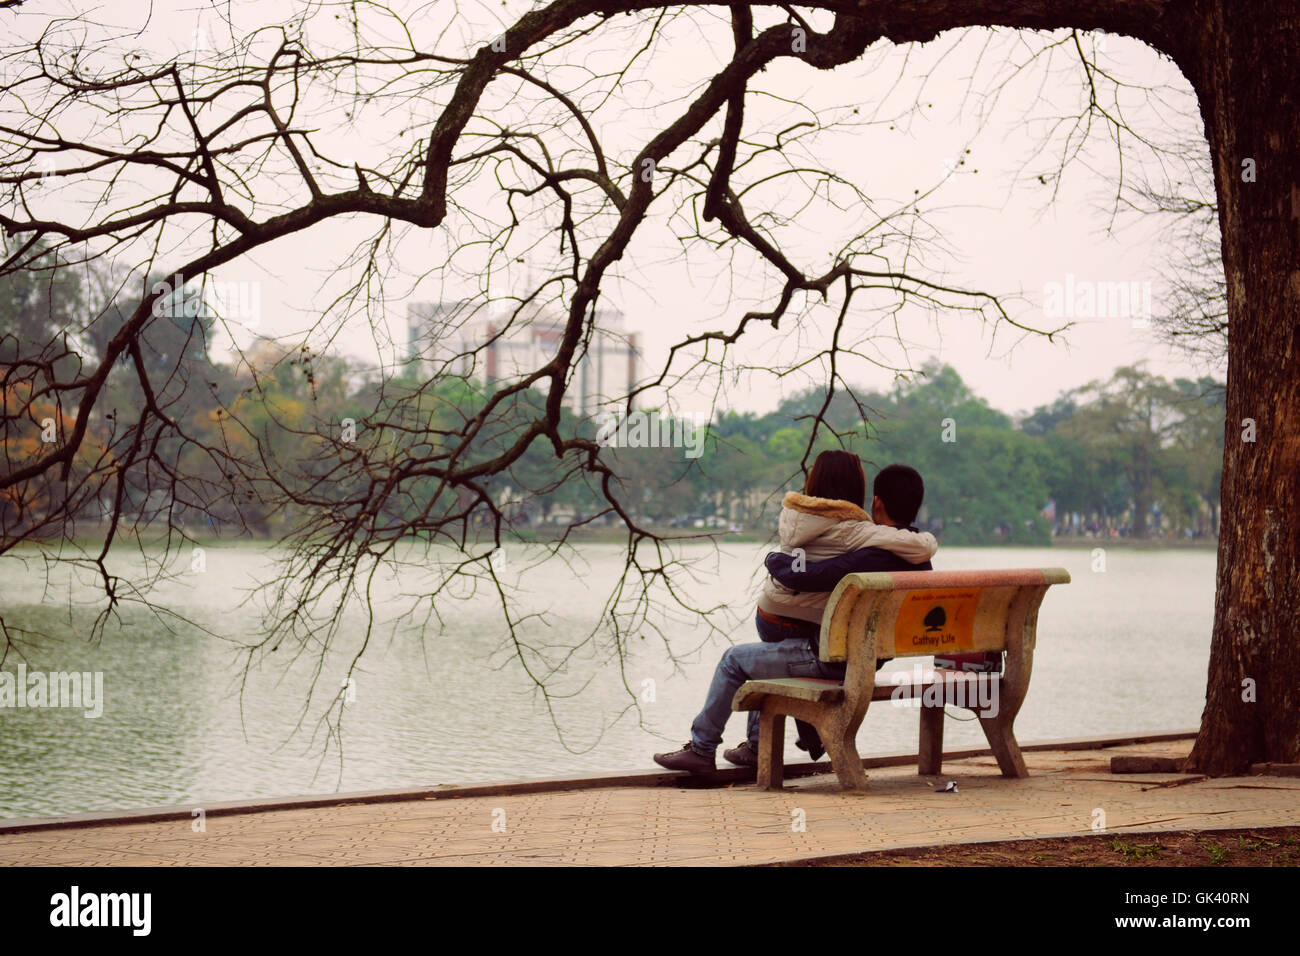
[653,453,937,773]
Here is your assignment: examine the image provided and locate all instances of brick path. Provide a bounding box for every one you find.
[3,740,1297,866]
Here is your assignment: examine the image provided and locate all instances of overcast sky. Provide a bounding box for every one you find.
[5,1,1223,419]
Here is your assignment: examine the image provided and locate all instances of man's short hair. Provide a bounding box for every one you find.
[874,464,924,526]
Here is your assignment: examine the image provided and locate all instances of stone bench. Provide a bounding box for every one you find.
[732,567,1071,790]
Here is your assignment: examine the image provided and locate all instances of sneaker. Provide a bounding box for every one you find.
[653,742,716,774]
[723,741,759,768]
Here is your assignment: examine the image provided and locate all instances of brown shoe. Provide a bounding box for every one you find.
[653,742,716,774]
[723,741,759,767]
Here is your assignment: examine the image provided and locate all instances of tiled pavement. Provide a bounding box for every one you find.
[2,740,1297,866]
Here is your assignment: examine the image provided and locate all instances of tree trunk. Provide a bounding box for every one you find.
[1171,1,1300,773]
[1131,442,1151,538]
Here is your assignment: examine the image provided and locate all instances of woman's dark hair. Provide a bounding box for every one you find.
[803,451,867,507]
[873,463,925,526]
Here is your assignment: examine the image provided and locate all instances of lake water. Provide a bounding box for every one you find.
[0,542,1215,818]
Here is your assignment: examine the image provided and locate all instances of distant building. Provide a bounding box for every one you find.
[407,301,640,417]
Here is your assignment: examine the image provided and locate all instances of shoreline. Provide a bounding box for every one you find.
[5,531,1220,551]
[0,729,1196,834]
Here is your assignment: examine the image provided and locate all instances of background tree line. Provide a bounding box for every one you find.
[2,265,1224,547]
[694,360,1224,545]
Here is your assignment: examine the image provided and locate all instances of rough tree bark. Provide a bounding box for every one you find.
[1166,1,1300,773]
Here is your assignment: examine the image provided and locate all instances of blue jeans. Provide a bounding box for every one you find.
[689,611,845,757]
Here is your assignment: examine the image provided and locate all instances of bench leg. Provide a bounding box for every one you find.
[756,707,786,791]
[824,728,869,791]
[919,703,944,775]
[978,714,1028,778]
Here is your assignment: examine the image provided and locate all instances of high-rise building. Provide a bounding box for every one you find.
[407,301,639,417]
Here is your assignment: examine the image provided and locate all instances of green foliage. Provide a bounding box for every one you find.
[168,357,1228,544]
[0,244,83,361]
[1028,365,1224,537]
[5,265,1223,550]
[1106,838,1163,859]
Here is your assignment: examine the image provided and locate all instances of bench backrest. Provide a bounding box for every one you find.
[819,568,1070,661]
[819,568,1070,722]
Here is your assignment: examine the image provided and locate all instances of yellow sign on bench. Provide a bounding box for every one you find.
[892,588,980,654]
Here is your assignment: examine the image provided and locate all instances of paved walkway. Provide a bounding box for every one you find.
[3,739,1297,866]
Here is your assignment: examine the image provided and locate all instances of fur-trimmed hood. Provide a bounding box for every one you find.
[775,490,935,561]
[781,492,870,523]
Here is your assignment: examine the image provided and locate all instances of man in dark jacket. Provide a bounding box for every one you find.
[653,464,932,773]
